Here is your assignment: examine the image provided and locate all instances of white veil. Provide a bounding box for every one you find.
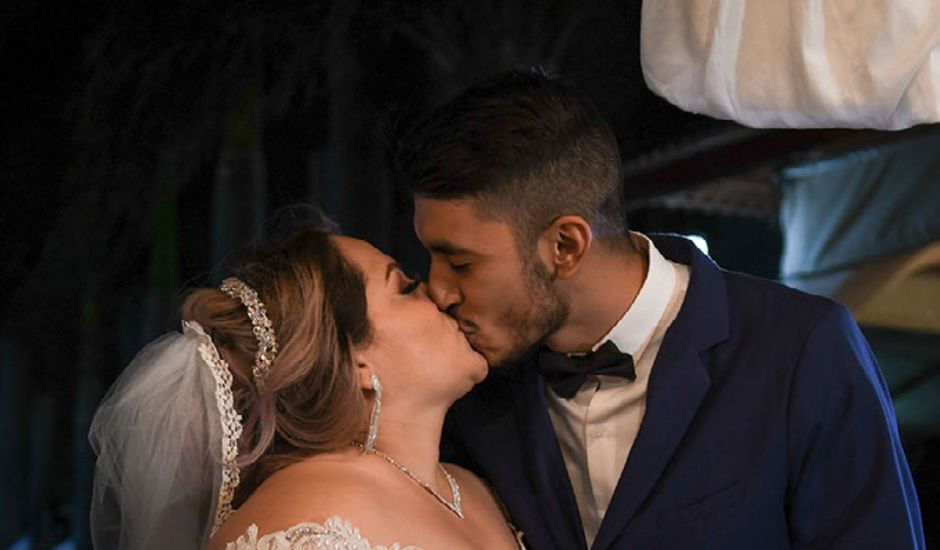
[88,320,242,549]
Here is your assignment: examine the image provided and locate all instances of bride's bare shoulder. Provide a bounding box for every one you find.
[208,450,390,549]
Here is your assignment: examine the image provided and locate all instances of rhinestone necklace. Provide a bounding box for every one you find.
[356,444,464,519]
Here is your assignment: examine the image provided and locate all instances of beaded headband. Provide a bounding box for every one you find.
[220,277,279,388]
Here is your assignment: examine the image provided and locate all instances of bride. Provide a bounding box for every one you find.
[89,225,525,549]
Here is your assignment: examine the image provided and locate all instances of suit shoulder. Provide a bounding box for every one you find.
[721,269,843,325]
[711,270,861,375]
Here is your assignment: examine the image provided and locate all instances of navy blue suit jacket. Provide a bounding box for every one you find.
[442,235,924,549]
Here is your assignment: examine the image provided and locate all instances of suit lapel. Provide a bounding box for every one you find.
[516,369,588,550]
[591,337,711,550]
[591,234,729,550]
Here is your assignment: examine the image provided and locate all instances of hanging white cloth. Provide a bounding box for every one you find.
[640,0,940,129]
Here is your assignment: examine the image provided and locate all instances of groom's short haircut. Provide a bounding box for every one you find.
[393,69,629,250]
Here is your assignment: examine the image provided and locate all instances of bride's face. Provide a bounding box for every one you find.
[333,236,488,405]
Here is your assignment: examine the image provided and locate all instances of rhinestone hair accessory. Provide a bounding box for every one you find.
[220,277,279,387]
[183,320,244,536]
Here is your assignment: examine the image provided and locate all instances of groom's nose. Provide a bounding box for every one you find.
[427,261,461,311]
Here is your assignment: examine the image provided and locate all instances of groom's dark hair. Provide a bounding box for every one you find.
[392,68,629,250]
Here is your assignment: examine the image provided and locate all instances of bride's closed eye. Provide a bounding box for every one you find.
[400,275,422,295]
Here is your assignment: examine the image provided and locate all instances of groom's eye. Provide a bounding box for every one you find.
[449,262,470,273]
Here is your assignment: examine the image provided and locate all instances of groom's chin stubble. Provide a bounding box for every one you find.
[484,344,542,381]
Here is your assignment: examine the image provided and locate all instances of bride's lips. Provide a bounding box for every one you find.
[447,315,474,339]
[454,321,475,341]
[448,318,487,363]
[455,317,478,334]
[452,319,485,351]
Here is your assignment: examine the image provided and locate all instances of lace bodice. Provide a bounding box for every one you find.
[225,516,420,550]
[225,515,526,550]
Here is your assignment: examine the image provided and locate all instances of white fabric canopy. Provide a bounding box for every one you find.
[641,0,940,129]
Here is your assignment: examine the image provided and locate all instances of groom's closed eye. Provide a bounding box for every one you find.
[426,242,478,274]
[440,254,474,273]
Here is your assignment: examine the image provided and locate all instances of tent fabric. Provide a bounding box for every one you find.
[777,130,940,290]
[641,0,940,129]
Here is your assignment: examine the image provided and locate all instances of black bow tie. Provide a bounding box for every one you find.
[537,340,636,398]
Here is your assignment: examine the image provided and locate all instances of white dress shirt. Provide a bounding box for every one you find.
[546,233,690,547]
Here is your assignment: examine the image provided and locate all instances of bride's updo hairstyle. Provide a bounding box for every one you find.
[181,226,372,500]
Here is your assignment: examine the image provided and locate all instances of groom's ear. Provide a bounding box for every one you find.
[540,215,592,280]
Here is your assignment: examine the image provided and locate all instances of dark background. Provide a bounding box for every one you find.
[1,1,936,548]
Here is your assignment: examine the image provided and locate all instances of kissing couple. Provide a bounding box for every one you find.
[90,71,924,549]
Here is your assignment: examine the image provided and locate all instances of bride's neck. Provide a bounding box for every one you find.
[367,405,447,489]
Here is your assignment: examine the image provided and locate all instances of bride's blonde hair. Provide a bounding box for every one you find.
[181,226,372,502]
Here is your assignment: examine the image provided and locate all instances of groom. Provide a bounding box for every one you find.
[393,71,925,549]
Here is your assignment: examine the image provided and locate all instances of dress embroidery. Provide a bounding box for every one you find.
[224,516,527,550]
[225,516,419,550]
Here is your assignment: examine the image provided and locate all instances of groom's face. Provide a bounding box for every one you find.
[414,197,567,369]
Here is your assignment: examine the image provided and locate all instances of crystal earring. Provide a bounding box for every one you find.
[364,373,382,451]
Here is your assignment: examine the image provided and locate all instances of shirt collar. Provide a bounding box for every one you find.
[591,232,677,358]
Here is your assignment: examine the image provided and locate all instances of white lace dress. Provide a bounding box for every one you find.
[225,515,526,550]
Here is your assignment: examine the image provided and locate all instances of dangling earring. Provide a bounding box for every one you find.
[364,373,382,451]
